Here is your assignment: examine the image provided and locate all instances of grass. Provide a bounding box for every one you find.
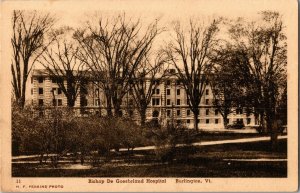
[12,139,287,177]
[192,132,269,142]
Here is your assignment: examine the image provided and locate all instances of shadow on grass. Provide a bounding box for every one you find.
[12,139,287,177]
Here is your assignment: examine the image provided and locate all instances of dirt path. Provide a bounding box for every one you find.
[12,135,287,159]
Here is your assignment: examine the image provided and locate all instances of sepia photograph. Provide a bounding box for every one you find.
[0,0,298,192]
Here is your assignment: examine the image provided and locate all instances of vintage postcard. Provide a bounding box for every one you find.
[0,0,298,192]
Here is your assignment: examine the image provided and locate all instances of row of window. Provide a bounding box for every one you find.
[34,77,64,84]
[171,118,251,125]
[37,99,62,106]
[37,88,62,95]
[166,109,219,117]
[35,76,211,96]
[154,88,210,96]
[152,98,211,106]
[169,119,219,124]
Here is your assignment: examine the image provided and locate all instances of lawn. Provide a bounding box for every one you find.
[12,139,287,177]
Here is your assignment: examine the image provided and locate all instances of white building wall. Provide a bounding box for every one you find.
[31,70,258,129]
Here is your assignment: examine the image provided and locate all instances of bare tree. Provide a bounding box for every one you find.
[130,52,168,126]
[74,15,162,117]
[210,47,252,128]
[11,10,55,108]
[165,20,220,131]
[38,27,87,107]
[228,11,287,149]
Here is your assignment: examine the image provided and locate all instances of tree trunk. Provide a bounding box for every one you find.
[80,154,85,165]
[223,114,229,129]
[106,97,113,116]
[114,104,122,117]
[113,99,123,117]
[270,130,278,151]
[20,62,28,108]
[193,110,199,132]
[267,109,278,151]
[19,95,25,109]
[67,96,75,107]
[140,107,147,127]
[259,110,267,133]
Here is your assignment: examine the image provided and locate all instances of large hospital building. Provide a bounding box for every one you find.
[30,69,258,129]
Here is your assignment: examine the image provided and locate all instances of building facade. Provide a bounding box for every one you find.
[31,69,257,129]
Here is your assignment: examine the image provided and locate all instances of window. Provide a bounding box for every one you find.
[38,77,43,83]
[205,99,209,105]
[177,89,180,95]
[52,99,57,106]
[206,109,209,115]
[236,108,243,114]
[38,99,44,106]
[52,88,62,95]
[215,109,218,115]
[81,98,88,107]
[247,118,251,125]
[156,89,160,94]
[176,120,181,125]
[177,99,181,105]
[167,110,171,117]
[95,99,100,106]
[52,78,63,84]
[176,80,181,85]
[152,98,160,106]
[206,89,209,95]
[127,110,132,116]
[53,99,62,106]
[177,110,181,116]
[187,119,190,124]
[166,89,170,95]
[95,88,99,96]
[169,69,176,73]
[128,99,134,106]
[39,111,44,117]
[167,99,171,106]
[237,118,243,124]
[38,88,43,95]
[187,109,190,116]
[152,110,159,118]
[52,88,56,95]
[215,119,219,124]
[58,99,62,106]
[166,80,171,85]
[52,78,61,83]
[129,88,133,95]
[31,88,33,95]
[206,119,210,124]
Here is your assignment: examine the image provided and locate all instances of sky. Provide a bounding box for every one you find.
[2,0,293,103]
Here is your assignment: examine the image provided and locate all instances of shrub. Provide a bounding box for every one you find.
[12,105,147,165]
[152,121,196,163]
